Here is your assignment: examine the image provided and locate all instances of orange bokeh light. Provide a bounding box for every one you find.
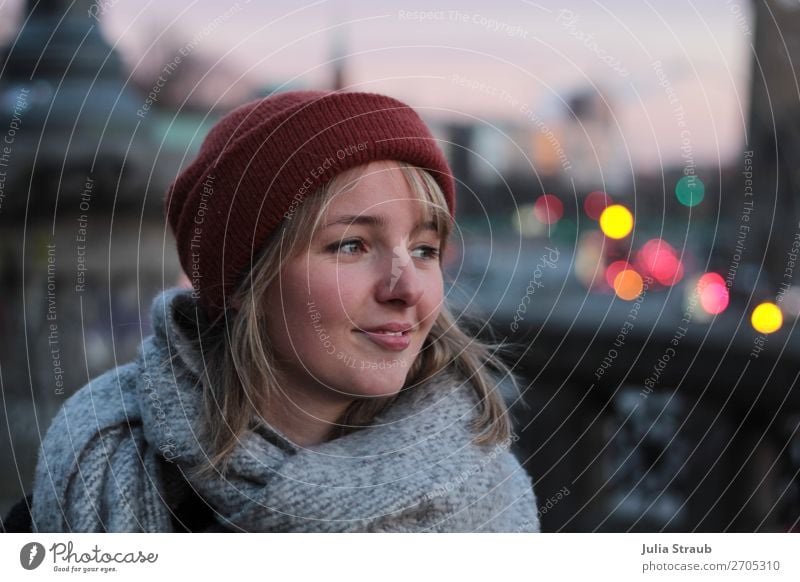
[613,269,644,300]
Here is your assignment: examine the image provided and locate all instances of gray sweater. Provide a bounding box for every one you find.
[31,288,541,532]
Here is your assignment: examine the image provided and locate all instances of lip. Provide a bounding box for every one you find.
[359,322,415,334]
[355,329,412,351]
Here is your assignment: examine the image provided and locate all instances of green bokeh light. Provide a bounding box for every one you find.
[552,217,577,243]
[675,175,705,207]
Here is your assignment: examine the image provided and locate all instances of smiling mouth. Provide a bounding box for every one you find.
[354,329,412,351]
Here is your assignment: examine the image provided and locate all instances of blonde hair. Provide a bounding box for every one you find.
[186,161,520,478]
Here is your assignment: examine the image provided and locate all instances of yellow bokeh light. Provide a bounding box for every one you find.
[599,204,634,239]
[613,269,644,301]
[751,302,783,334]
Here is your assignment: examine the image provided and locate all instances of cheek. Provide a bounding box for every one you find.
[263,264,320,346]
[285,263,371,357]
[421,273,444,323]
[306,265,368,321]
[284,261,445,331]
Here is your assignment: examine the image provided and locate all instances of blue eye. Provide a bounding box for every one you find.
[412,246,441,260]
[328,239,365,255]
[326,240,440,260]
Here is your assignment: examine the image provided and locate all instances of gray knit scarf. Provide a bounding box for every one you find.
[32,288,540,532]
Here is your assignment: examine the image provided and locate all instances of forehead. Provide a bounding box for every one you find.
[324,161,435,220]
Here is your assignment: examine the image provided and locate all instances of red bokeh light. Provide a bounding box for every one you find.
[533,194,564,224]
[584,191,611,220]
[605,259,633,288]
[637,238,684,286]
[697,272,729,314]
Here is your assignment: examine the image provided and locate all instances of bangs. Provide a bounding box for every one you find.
[310,160,454,244]
[396,162,454,242]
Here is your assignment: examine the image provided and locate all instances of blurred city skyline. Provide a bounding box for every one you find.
[0,0,754,172]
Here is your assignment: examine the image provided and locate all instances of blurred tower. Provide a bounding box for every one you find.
[0,0,176,514]
[746,0,800,285]
[329,3,347,91]
[0,0,149,214]
[745,0,800,528]
[331,25,347,91]
[441,122,481,219]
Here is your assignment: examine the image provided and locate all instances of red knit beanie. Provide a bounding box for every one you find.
[165,90,456,320]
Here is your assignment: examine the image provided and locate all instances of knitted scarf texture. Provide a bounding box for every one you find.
[31,288,540,532]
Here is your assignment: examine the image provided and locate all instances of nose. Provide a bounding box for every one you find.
[374,246,424,306]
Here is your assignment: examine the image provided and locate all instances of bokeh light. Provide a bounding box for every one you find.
[553,217,577,243]
[599,204,634,239]
[613,269,644,300]
[696,272,729,314]
[751,302,783,334]
[533,194,564,224]
[513,204,546,237]
[574,230,606,289]
[697,272,726,288]
[637,239,683,286]
[675,175,705,207]
[584,190,611,220]
[605,259,633,288]
[778,286,800,317]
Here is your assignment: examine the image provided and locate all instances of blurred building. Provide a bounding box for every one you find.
[0,0,244,514]
[561,88,630,195]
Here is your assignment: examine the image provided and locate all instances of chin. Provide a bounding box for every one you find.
[341,368,408,399]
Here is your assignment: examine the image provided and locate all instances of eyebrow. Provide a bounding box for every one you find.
[323,214,438,235]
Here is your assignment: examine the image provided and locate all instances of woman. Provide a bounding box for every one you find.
[29,90,541,532]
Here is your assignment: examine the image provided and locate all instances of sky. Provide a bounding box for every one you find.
[0,0,757,170]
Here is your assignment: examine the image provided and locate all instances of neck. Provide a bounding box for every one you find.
[260,386,354,447]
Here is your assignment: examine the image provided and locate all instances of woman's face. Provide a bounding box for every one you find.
[263,160,445,406]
